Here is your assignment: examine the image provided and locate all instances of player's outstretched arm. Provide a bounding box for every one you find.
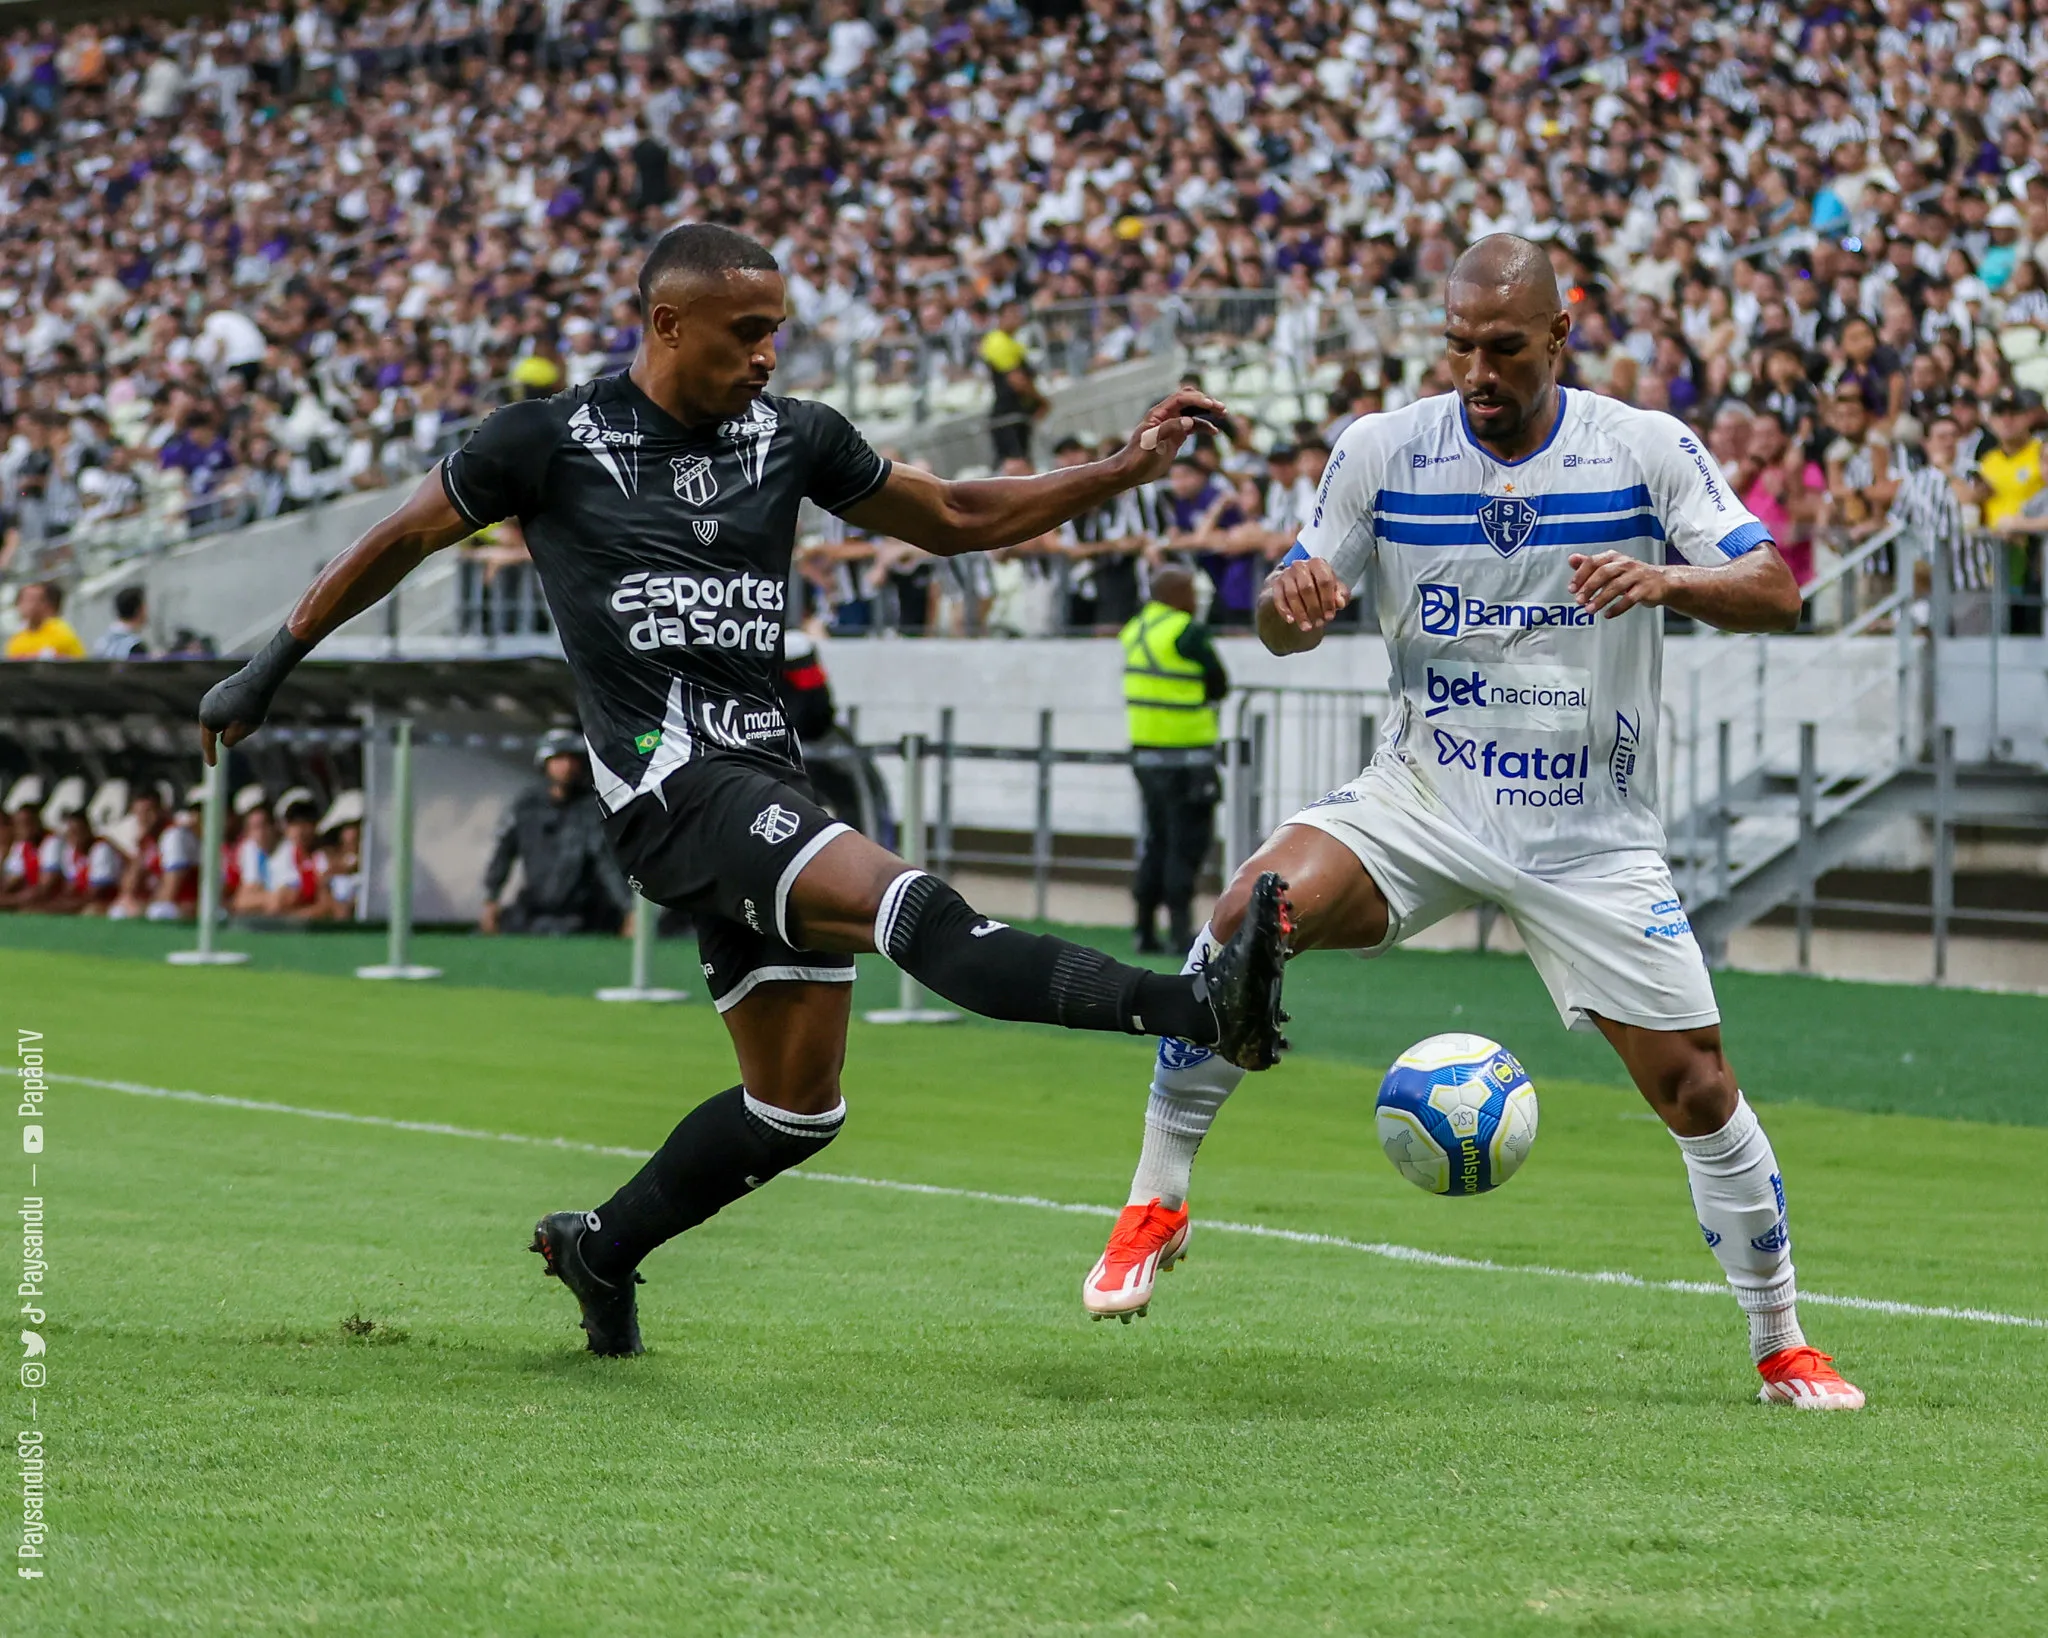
[1256,555,1350,655]
[837,389,1223,556]
[1567,543,1802,633]
[197,466,476,763]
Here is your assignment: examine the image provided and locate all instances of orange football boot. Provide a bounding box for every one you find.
[1083,1198,1190,1322]
[1757,1345,1866,1409]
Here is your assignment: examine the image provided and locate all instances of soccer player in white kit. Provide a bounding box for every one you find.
[1083,236,1865,1410]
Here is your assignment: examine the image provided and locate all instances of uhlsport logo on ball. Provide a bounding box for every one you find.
[1375,1032,1539,1196]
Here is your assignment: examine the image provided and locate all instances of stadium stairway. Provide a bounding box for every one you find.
[1678,754,2048,961]
[1666,614,2048,961]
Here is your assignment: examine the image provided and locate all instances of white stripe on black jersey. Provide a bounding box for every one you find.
[441,375,890,812]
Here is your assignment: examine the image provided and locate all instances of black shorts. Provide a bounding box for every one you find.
[603,754,858,1013]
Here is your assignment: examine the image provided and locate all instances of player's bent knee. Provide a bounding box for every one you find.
[747,1072,845,1118]
[786,830,912,950]
[1651,1053,1737,1135]
[1208,870,1256,943]
[1212,826,1387,951]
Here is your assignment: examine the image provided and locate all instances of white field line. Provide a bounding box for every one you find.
[30,1069,2048,1331]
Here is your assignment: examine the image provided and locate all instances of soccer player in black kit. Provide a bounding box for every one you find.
[200,224,1291,1356]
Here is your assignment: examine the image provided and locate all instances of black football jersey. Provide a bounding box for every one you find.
[440,375,889,813]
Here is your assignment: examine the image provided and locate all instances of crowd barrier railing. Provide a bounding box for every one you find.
[781,290,1442,434]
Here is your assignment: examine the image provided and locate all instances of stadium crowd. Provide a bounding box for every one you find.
[0,771,362,922]
[4,0,2048,631]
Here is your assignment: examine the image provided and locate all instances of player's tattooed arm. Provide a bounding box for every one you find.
[199,466,476,762]
[1257,556,1351,654]
[1567,543,1803,632]
[838,389,1226,555]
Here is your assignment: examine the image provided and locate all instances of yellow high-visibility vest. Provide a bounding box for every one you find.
[1120,602,1218,749]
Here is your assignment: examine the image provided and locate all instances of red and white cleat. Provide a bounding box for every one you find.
[1757,1346,1866,1410]
[1083,1198,1190,1323]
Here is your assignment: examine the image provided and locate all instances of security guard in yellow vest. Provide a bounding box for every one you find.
[1121,565,1229,952]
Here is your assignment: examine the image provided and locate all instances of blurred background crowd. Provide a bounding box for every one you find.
[0,767,362,922]
[6,0,2048,638]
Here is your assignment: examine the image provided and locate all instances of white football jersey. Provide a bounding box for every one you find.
[1290,388,1770,873]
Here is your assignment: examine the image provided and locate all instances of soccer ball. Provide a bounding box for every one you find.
[1375,1033,1539,1196]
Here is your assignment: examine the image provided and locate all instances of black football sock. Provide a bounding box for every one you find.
[874,871,1216,1043]
[582,1085,844,1282]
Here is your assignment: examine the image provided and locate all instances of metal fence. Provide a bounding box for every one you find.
[863,709,1136,923]
[2,404,498,596]
[845,684,1390,923]
[459,558,557,643]
[780,289,1442,436]
[1222,686,1385,875]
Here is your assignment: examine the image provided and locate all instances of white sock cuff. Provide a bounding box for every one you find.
[1144,1087,1224,1139]
[873,869,925,957]
[1179,924,1222,977]
[1732,1271,1799,1315]
[742,1090,847,1139]
[1670,1091,1759,1164]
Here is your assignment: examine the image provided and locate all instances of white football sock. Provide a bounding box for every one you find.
[1671,1093,1806,1362]
[1128,926,1247,1209]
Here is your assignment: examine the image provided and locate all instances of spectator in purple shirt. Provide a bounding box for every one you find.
[1161,457,1227,535]
[1162,456,1261,625]
[158,410,234,496]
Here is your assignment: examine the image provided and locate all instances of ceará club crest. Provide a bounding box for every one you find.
[671,455,719,505]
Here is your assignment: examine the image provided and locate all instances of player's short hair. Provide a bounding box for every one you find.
[637,223,779,314]
[114,585,145,621]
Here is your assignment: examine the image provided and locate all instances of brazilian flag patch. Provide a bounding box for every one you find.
[635,729,662,756]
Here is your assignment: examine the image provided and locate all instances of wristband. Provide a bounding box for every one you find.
[246,625,315,690]
[198,625,314,735]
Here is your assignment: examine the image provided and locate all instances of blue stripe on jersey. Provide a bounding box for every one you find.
[1375,489,1491,516]
[1279,540,1310,566]
[1375,513,1667,548]
[1714,521,1772,558]
[1374,485,1655,518]
[1536,514,1668,545]
[1538,485,1654,516]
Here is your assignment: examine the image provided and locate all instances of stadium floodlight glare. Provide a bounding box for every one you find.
[595,891,690,1003]
[166,752,249,968]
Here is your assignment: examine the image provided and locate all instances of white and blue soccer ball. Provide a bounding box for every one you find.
[1375,1033,1539,1196]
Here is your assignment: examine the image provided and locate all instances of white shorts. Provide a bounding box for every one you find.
[1287,758,1720,1036]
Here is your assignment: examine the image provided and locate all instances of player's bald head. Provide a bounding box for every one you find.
[637,222,781,314]
[1441,234,1572,454]
[1447,234,1563,322]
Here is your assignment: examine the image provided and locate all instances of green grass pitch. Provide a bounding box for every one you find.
[2,921,2045,1635]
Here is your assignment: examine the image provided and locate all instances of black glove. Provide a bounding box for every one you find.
[198,626,314,742]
